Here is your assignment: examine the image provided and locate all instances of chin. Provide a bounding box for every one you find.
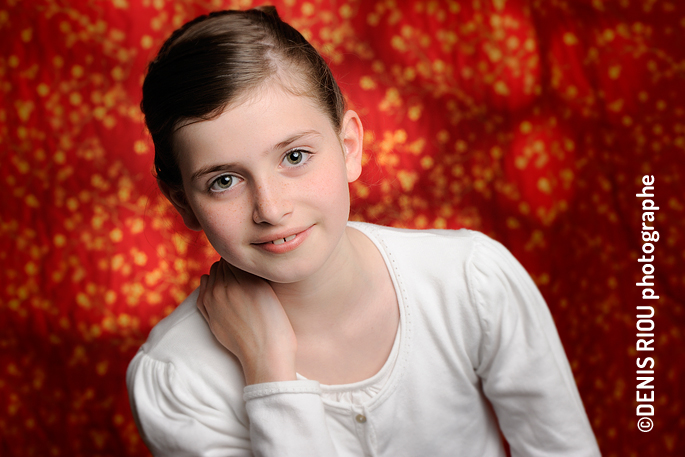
[256,263,319,284]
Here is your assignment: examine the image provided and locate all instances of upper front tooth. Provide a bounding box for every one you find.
[271,234,296,245]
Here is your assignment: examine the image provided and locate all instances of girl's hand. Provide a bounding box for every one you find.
[196,258,297,385]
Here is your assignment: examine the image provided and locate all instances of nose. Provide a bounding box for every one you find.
[252,178,293,225]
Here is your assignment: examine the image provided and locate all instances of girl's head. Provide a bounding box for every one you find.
[142,6,364,283]
[142,6,346,192]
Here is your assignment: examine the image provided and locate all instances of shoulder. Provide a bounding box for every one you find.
[126,290,250,451]
[349,221,532,318]
[140,289,228,363]
[348,221,504,271]
[127,288,245,406]
[348,223,530,365]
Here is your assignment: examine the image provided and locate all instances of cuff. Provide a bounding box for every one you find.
[243,380,322,401]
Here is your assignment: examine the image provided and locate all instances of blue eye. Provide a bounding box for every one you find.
[210,175,235,192]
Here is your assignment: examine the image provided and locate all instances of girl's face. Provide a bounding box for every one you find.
[166,84,363,284]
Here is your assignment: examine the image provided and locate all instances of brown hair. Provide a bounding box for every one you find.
[141,6,346,190]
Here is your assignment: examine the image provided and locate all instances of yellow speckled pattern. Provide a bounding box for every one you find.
[0,0,683,455]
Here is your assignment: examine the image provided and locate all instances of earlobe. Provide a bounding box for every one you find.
[157,180,203,231]
[341,110,364,183]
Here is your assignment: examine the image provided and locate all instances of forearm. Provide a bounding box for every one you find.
[244,381,339,457]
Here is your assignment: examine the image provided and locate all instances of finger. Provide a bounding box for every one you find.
[225,261,256,287]
[206,260,220,291]
[219,258,238,285]
[197,297,209,323]
[209,260,220,278]
[197,273,207,301]
[196,274,209,322]
[216,257,229,284]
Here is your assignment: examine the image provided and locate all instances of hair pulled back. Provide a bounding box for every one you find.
[141,6,346,190]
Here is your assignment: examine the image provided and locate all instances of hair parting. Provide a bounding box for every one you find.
[141,6,346,190]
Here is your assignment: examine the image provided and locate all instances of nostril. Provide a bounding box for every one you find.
[251,180,294,225]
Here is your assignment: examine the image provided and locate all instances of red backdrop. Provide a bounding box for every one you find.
[1,0,683,455]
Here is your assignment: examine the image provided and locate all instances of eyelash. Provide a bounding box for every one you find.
[209,174,239,193]
[282,149,312,168]
[207,149,313,194]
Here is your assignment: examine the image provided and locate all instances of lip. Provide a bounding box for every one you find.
[252,225,313,254]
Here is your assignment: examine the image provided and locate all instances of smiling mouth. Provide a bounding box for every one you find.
[270,234,297,245]
[252,226,313,253]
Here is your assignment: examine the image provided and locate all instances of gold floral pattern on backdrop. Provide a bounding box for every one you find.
[1,0,683,455]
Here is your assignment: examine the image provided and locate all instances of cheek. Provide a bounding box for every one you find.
[304,162,350,210]
[193,199,250,244]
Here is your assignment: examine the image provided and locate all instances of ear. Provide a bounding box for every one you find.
[157,180,203,231]
[340,110,364,183]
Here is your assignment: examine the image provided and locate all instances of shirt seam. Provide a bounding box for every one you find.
[465,232,489,371]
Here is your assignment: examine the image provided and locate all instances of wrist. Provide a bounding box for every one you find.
[242,352,297,385]
[243,364,297,385]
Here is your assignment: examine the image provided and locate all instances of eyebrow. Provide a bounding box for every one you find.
[190,163,239,183]
[190,130,322,182]
[274,130,321,151]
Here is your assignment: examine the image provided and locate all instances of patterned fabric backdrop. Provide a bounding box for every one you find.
[1,0,683,455]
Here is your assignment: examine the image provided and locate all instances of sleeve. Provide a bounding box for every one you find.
[127,350,340,457]
[467,234,601,457]
[126,350,252,456]
[243,381,339,456]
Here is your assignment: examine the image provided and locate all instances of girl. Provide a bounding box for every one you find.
[127,6,601,456]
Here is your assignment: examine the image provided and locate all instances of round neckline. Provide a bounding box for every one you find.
[296,320,401,395]
[302,222,411,410]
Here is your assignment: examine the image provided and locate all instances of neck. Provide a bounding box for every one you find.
[269,226,373,337]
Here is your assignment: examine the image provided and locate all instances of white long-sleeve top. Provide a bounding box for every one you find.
[127,222,601,456]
